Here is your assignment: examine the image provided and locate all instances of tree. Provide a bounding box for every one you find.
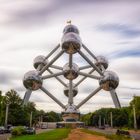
[130,96,140,128]
[43,111,62,122]
[81,107,130,127]
[80,112,93,126]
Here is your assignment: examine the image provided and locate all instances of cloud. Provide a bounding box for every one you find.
[108,47,140,59]
[97,23,140,38]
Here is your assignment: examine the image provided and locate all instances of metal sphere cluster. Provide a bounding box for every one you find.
[63,63,79,80]
[99,71,119,91]
[64,84,78,97]
[23,70,42,91]
[61,25,82,54]
[33,55,48,70]
[23,23,121,120]
[95,55,108,70]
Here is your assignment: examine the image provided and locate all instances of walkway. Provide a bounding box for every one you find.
[63,129,109,140]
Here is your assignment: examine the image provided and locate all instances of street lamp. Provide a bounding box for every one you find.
[110,112,113,128]
[30,111,33,128]
[98,115,101,128]
[5,103,9,128]
[133,96,137,130]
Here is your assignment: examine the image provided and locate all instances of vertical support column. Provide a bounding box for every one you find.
[68,80,73,105]
[68,54,73,105]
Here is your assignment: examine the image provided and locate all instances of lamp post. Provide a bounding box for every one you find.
[98,115,101,128]
[5,103,9,128]
[133,104,137,130]
[30,111,33,128]
[133,96,137,130]
[110,112,113,128]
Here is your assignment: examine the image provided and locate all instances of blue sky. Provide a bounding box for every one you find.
[0,0,140,113]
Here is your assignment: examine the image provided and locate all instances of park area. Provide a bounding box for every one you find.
[9,128,133,140]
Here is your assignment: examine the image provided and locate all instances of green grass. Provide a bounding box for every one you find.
[10,128,71,140]
[81,129,132,140]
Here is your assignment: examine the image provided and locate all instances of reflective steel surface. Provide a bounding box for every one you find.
[99,71,119,91]
[64,83,78,97]
[23,70,42,90]
[95,55,108,70]
[63,63,79,80]
[33,55,48,69]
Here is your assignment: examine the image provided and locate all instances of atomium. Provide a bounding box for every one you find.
[23,22,121,123]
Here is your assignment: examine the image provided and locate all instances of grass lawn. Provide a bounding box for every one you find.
[81,129,132,140]
[10,128,71,140]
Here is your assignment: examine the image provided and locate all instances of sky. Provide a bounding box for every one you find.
[0,0,140,113]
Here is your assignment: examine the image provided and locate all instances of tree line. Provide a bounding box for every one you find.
[0,90,62,126]
[1,89,139,129]
[80,96,140,129]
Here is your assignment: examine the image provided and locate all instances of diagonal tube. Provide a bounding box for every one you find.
[39,50,64,75]
[41,72,64,79]
[23,90,32,105]
[78,50,103,76]
[50,65,63,70]
[40,86,65,109]
[47,69,67,87]
[76,86,102,109]
[79,65,91,70]
[78,71,101,80]
[45,44,60,60]
[110,89,121,108]
[82,44,97,60]
[74,69,95,88]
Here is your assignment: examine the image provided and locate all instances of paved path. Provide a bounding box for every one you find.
[89,127,140,140]
[63,129,109,140]
[0,133,10,140]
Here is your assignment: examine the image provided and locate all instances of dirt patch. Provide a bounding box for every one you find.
[63,129,109,140]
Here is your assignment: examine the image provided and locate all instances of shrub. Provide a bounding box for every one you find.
[11,126,26,136]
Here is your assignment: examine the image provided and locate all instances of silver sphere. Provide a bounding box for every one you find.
[63,63,79,80]
[95,56,108,70]
[61,33,82,54]
[63,24,79,34]
[33,55,48,70]
[23,70,42,91]
[99,71,119,91]
[64,84,78,97]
